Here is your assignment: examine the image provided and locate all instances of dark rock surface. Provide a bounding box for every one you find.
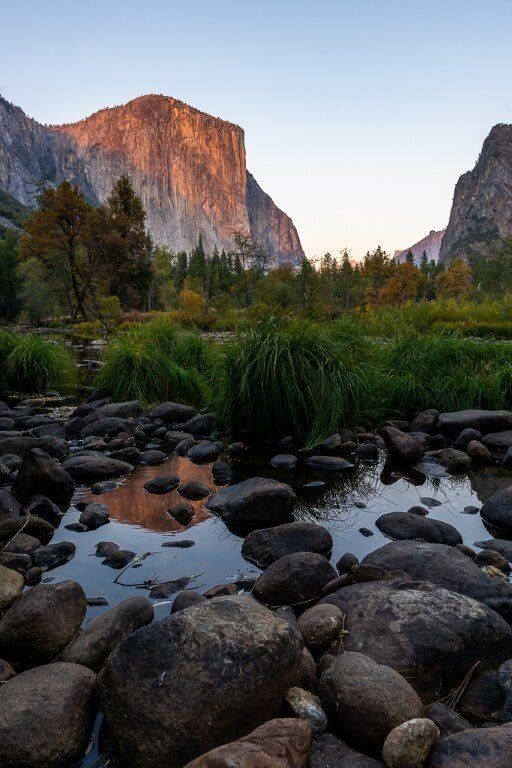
[428,724,512,767]
[376,512,462,546]
[253,552,337,605]
[242,522,333,567]
[12,448,74,500]
[64,455,133,484]
[206,477,296,526]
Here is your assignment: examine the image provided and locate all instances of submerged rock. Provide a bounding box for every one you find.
[98,596,304,768]
[0,662,97,768]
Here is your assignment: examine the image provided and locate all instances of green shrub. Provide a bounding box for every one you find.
[4,334,77,393]
[95,320,217,406]
[214,317,366,448]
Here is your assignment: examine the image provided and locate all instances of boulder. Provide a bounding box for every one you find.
[270,453,298,470]
[381,426,425,463]
[482,430,512,451]
[425,703,471,739]
[455,428,482,450]
[481,485,512,533]
[311,733,384,767]
[0,435,67,460]
[0,563,24,612]
[187,441,222,463]
[144,475,180,494]
[304,456,354,471]
[31,541,76,570]
[253,552,337,605]
[150,402,195,424]
[467,440,493,462]
[437,410,512,437]
[0,514,54,543]
[4,532,41,555]
[79,502,110,528]
[63,455,133,483]
[62,595,154,670]
[212,460,232,485]
[0,658,16,682]
[475,539,512,561]
[22,495,63,526]
[206,477,296,526]
[81,416,134,437]
[375,512,462,546]
[362,541,512,605]
[318,652,423,752]
[102,549,135,568]
[98,596,304,768]
[0,580,87,664]
[140,449,167,465]
[87,400,143,421]
[297,603,344,652]
[0,490,21,522]
[178,481,211,500]
[12,448,74,500]
[0,662,97,768]
[428,725,512,767]
[321,580,512,702]
[382,718,439,768]
[171,590,208,613]
[242,522,333,568]
[184,718,313,768]
[183,413,215,435]
[428,448,471,470]
[409,409,440,434]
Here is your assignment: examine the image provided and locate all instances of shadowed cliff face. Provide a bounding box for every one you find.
[440,124,512,264]
[0,94,304,265]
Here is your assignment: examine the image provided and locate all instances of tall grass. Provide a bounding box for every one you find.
[94,320,217,406]
[372,329,512,418]
[214,317,366,448]
[1,334,77,394]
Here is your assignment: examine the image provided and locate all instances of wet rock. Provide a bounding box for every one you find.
[62,595,154,670]
[102,549,135,568]
[0,662,97,768]
[382,718,439,768]
[428,724,512,767]
[475,549,511,572]
[270,453,298,470]
[438,409,512,437]
[162,539,195,548]
[0,580,87,664]
[82,416,135,438]
[167,430,194,446]
[4,532,42,555]
[65,522,88,532]
[22,495,63,526]
[150,401,195,424]
[475,539,512,561]
[31,541,76,570]
[212,460,232,485]
[381,426,425,463]
[95,541,119,557]
[144,475,180,494]
[203,583,239,598]
[297,603,344,652]
[285,687,327,734]
[64,455,133,484]
[483,430,512,451]
[183,413,215,435]
[481,485,512,533]
[321,580,512,702]
[187,441,222,464]
[168,500,195,525]
[305,455,354,471]
[310,732,384,767]
[461,670,505,722]
[98,596,304,768]
[0,563,24,612]
[363,541,512,605]
[206,477,296,526]
[357,442,379,459]
[253,552,337,605]
[375,511,462,546]
[12,448,74,500]
[425,703,472,738]
[184,718,313,768]
[141,449,168,466]
[428,448,471,470]
[91,479,117,494]
[171,589,207,613]
[0,435,67,461]
[467,440,493,463]
[0,490,21,523]
[319,652,423,752]
[178,481,211,500]
[79,502,110,528]
[109,446,141,464]
[242,522,333,568]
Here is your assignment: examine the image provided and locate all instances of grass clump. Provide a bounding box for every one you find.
[3,334,77,393]
[94,320,216,406]
[373,329,512,418]
[214,317,366,448]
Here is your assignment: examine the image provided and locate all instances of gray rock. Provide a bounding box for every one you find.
[187,441,222,464]
[62,595,154,669]
[0,563,24,612]
[150,402,195,424]
[475,539,512,561]
[321,580,512,702]
[428,725,512,767]
[140,449,167,465]
[382,718,439,768]
[183,413,215,436]
[381,426,425,463]
[0,580,87,664]
[22,495,63,526]
[168,500,195,525]
[12,448,74,500]
[425,703,472,739]
[212,460,232,485]
[242,522,333,568]
[171,590,207,613]
[438,410,512,437]
[206,477,296,526]
[3,532,41,555]
[483,431,512,451]
[481,485,512,533]
[428,448,471,470]
[409,409,440,434]
[98,596,304,768]
[455,428,482,450]
[270,453,298,470]
[467,440,493,462]
[64,455,133,484]
[0,435,67,460]
[0,662,97,768]
[144,475,180,494]
[0,490,21,522]
[376,512,462,546]
[297,603,345,652]
[31,541,76,570]
[178,481,211,500]
[318,652,424,752]
[253,552,337,605]
[102,549,136,568]
[79,502,110,528]
[87,400,143,421]
[0,514,53,543]
[305,455,354,471]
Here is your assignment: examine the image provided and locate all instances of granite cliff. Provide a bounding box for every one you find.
[0,94,304,264]
[394,228,445,266]
[440,124,512,264]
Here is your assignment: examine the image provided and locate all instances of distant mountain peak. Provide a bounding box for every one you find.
[394,228,446,266]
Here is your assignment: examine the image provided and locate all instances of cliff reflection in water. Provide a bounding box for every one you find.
[84,455,219,533]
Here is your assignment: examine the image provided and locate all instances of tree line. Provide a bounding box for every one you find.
[0,177,511,325]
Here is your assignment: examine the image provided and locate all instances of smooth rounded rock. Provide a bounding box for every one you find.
[144,475,180,494]
[382,718,439,768]
[12,448,74,500]
[178,481,211,500]
[0,564,24,612]
[285,687,327,734]
[428,725,512,767]
[481,485,512,533]
[206,477,296,526]
[297,603,345,652]
[242,522,333,568]
[64,455,133,483]
[376,512,462,546]
[253,552,337,605]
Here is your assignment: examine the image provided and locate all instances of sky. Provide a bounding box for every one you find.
[1,0,512,260]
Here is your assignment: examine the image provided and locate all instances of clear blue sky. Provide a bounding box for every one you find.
[2,0,511,259]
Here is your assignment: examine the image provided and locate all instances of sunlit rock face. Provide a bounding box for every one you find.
[440,124,512,264]
[0,94,304,265]
[394,229,445,266]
